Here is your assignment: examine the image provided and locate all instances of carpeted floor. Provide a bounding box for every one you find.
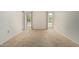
[0,28,79,47]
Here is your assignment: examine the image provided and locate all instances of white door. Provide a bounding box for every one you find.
[32,11,47,29]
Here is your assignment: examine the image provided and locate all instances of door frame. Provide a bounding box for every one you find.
[23,11,54,30]
[22,11,26,31]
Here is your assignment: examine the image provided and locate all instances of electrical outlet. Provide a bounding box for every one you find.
[8,30,10,33]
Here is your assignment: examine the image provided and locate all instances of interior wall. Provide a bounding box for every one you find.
[0,11,24,44]
[54,11,79,44]
[32,11,47,29]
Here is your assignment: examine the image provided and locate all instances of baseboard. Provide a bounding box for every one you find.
[0,31,23,45]
[54,28,79,46]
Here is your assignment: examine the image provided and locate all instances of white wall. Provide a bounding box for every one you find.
[0,11,24,44]
[32,11,47,29]
[54,11,79,44]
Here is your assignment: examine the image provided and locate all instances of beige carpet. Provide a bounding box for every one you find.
[0,28,79,47]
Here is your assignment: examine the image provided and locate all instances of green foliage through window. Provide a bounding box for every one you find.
[27,15,32,22]
[48,13,53,23]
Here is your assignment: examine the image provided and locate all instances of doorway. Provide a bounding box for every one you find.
[48,12,53,28]
[27,12,32,27]
[24,11,53,30]
[24,11,32,30]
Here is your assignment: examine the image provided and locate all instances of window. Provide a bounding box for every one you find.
[48,12,53,28]
[27,12,32,27]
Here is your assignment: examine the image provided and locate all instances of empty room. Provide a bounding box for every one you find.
[0,11,79,47]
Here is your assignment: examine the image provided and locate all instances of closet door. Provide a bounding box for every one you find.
[32,11,47,29]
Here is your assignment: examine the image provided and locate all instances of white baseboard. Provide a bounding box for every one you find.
[0,31,23,45]
[54,28,79,46]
